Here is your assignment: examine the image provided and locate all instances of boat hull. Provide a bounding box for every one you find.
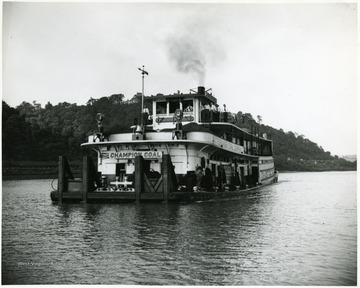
[50,182,274,203]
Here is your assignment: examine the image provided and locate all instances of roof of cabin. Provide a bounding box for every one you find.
[148,92,217,104]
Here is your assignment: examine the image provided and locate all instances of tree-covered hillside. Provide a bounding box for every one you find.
[235,112,356,171]
[2,96,356,171]
[260,125,355,171]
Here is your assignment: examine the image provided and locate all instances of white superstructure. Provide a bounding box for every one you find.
[81,86,276,191]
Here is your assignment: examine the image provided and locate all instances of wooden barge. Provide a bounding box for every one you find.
[50,155,274,203]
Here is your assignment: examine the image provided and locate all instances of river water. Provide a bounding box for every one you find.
[2,171,357,285]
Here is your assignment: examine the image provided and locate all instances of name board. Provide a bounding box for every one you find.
[108,151,163,159]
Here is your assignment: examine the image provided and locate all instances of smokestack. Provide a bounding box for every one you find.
[198,86,205,95]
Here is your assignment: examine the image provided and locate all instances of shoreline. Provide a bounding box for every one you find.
[2,170,356,181]
[3,175,58,180]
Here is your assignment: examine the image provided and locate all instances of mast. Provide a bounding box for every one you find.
[138,65,149,127]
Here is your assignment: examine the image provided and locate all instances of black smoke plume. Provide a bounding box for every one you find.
[167,36,206,85]
[166,16,225,86]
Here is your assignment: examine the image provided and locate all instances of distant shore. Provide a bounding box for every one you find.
[2,174,58,180]
[2,161,82,181]
[2,161,355,181]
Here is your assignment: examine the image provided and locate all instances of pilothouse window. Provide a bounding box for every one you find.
[183,99,193,112]
[156,101,166,114]
[169,99,180,114]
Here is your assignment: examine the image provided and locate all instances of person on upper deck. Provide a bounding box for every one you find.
[143,106,149,124]
[184,105,193,112]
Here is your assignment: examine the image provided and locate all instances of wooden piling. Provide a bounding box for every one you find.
[58,156,66,202]
[162,154,172,202]
[82,156,90,202]
[134,156,144,203]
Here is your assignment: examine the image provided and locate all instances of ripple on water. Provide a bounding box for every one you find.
[2,173,357,285]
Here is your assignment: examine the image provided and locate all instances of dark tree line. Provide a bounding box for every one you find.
[2,95,356,171]
[262,125,355,171]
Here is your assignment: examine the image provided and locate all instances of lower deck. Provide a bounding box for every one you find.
[50,183,272,203]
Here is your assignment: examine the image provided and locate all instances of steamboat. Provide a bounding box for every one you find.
[51,85,278,203]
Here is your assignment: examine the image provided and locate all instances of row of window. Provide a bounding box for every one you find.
[209,154,259,165]
[156,99,194,115]
[260,159,274,164]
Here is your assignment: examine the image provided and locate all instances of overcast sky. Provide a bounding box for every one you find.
[3,2,357,156]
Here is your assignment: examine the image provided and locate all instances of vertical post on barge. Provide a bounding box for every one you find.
[134,155,144,203]
[82,156,90,202]
[58,156,66,202]
[162,154,172,202]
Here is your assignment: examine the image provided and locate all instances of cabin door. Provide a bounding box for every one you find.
[251,167,259,184]
[116,163,126,181]
[211,164,216,178]
[240,167,245,186]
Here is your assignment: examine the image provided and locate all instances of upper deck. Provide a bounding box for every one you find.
[145,86,272,156]
[85,86,273,158]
